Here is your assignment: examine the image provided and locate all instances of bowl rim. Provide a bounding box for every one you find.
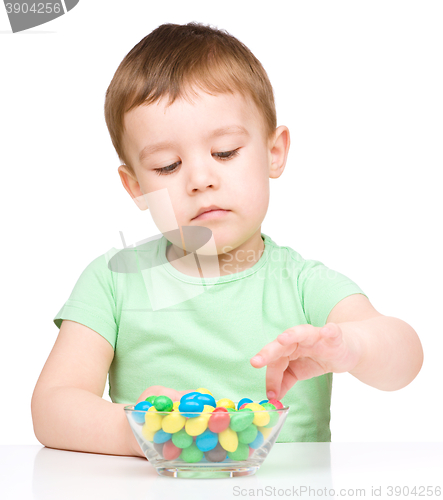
[123,403,290,413]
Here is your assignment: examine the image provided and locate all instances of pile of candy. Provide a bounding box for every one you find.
[132,388,284,463]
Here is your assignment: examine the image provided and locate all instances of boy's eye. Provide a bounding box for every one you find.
[153,148,240,176]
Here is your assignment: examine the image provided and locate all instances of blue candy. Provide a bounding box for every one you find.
[153,429,172,444]
[249,430,264,449]
[259,399,268,405]
[180,392,201,402]
[196,393,216,408]
[132,401,153,424]
[196,429,218,452]
[237,397,253,410]
[179,398,204,418]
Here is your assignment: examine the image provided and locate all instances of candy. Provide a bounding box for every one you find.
[163,439,182,460]
[261,403,279,427]
[244,403,270,427]
[237,423,258,444]
[133,391,286,465]
[179,398,204,418]
[227,442,249,461]
[144,407,163,432]
[172,429,193,449]
[249,430,264,449]
[162,411,186,434]
[237,397,253,410]
[153,429,172,444]
[154,395,173,412]
[204,442,227,462]
[195,387,213,396]
[133,401,152,424]
[229,408,255,432]
[196,393,217,408]
[202,405,215,414]
[257,425,273,439]
[218,427,238,452]
[195,429,218,452]
[185,414,208,436]
[180,442,204,463]
[208,407,230,433]
[142,425,155,442]
[181,392,201,400]
[268,398,284,409]
[216,398,235,409]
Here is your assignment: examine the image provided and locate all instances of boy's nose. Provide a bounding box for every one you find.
[186,160,219,192]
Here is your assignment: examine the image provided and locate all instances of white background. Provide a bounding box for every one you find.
[0,1,441,445]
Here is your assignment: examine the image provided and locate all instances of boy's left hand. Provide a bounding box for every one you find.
[250,323,361,400]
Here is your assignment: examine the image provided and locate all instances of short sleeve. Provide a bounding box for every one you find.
[297,259,368,328]
[53,253,118,350]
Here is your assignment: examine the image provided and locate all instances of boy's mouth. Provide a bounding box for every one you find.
[192,205,230,220]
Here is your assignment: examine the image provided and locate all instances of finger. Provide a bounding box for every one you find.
[250,338,294,369]
[265,356,289,400]
[281,357,327,389]
[277,364,299,400]
[277,324,322,347]
[320,323,343,345]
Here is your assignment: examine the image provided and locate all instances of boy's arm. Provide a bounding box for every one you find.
[31,320,143,457]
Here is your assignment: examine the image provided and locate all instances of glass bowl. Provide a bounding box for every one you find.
[124,403,289,478]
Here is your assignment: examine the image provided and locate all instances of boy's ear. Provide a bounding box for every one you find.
[118,165,149,211]
[269,126,290,179]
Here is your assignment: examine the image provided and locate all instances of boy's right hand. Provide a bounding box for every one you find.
[136,385,195,404]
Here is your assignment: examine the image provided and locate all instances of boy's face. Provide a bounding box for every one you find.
[119,89,288,255]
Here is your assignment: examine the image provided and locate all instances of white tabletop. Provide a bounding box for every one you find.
[1,443,442,500]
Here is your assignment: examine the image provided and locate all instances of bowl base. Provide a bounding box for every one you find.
[155,465,260,479]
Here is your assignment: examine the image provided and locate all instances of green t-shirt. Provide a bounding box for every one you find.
[53,232,367,442]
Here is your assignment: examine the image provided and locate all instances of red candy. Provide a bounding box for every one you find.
[208,407,230,433]
[268,399,283,409]
[163,439,181,460]
[239,403,248,409]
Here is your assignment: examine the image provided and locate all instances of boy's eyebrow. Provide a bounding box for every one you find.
[138,126,249,162]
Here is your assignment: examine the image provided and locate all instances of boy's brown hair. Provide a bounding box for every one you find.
[104,22,277,177]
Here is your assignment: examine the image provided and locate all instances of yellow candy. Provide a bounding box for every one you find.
[172,401,180,410]
[258,426,272,439]
[202,405,215,414]
[244,403,271,427]
[144,406,163,432]
[185,415,208,436]
[219,427,238,452]
[141,425,155,442]
[162,411,186,434]
[196,387,213,396]
[216,398,235,409]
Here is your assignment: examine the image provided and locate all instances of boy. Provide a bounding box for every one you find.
[31,22,423,458]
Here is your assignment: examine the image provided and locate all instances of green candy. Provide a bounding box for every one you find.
[261,403,279,427]
[238,423,258,444]
[227,442,249,461]
[226,407,237,413]
[229,408,254,432]
[154,395,173,412]
[261,402,276,411]
[145,395,157,404]
[180,443,204,463]
[172,429,193,449]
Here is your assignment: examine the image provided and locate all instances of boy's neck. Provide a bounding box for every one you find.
[165,230,265,278]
